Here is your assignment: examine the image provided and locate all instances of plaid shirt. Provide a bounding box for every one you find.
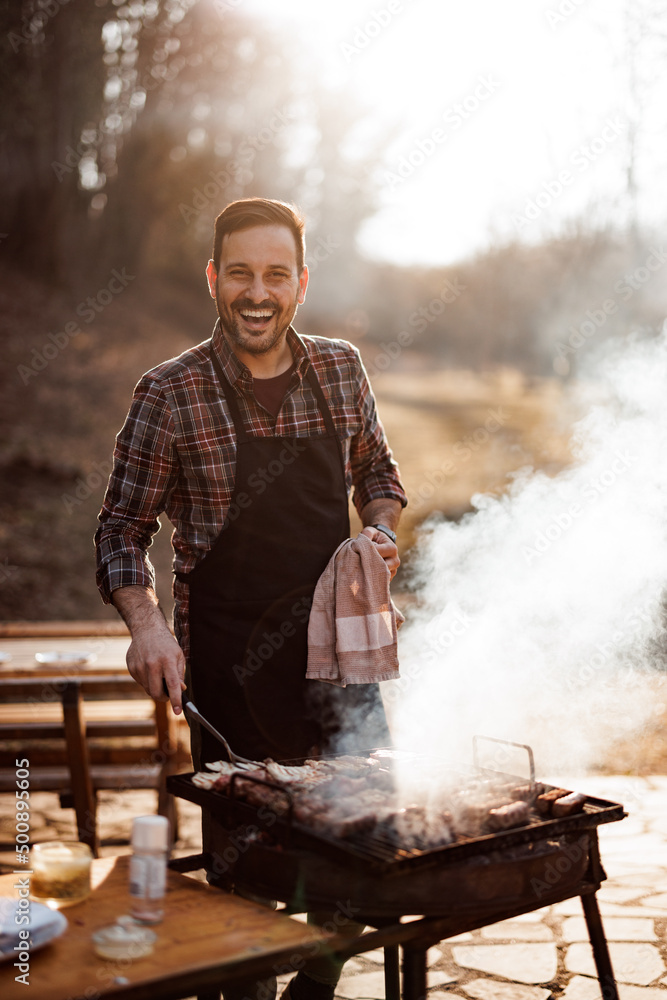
[95,322,407,658]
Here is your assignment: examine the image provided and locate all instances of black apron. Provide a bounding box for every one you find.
[180,348,390,765]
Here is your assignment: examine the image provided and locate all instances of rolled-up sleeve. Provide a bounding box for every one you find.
[349,353,408,514]
[95,376,178,604]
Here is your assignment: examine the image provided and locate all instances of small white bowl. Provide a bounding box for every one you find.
[92,917,156,960]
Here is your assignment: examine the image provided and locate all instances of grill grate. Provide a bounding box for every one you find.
[167,771,625,873]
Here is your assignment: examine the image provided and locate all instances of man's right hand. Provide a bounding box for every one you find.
[112,585,186,715]
[126,623,186,714]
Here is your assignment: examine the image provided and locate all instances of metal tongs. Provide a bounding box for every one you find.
[183,700,259,769]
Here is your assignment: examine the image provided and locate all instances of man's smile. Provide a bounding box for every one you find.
[236,305,277,330]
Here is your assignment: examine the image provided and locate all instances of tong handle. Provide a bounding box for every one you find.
[472,735,535,785]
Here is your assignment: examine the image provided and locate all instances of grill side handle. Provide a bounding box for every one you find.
[472,736,536,786]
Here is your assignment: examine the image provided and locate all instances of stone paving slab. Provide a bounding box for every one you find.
[361,949,388,966]
[604,850,667,867]
[562,916,657,942]
[598,887,648,903]
[451,943,559,985]
[462,980,553,1000]
[507,908,551,922]
[338,970,387,998]
[429,970,461,987]
[597,903,667,918]
[480,920,555,941]
[565,942,666,986]
[336,960,365,976]
[611,874,667,891]
[551,899,590,917]
[562,975,667,999]
[338,967,460,998]
[553,899,667,921]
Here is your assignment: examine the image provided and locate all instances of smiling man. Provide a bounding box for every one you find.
[95,198,406,1000]
[96,196,406,1000]
[96,197,406,758]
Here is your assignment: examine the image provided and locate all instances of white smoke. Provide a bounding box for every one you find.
[387,328,667,778]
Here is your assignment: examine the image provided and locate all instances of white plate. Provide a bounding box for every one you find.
[35,651,97,667]
[0,897,68,962]
[0,652,11,663]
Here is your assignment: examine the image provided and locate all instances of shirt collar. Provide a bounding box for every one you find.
[211,319,311,388]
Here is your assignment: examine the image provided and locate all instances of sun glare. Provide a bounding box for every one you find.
[240,0,633,266]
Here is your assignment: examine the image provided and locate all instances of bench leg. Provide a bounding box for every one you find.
[62,682,98,856]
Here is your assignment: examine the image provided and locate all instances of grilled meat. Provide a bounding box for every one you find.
[487,800,531,831]
[192,756,587,849]
[536,788,571,815]
[552,791,586,817]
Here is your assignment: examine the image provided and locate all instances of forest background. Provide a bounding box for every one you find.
[1,0,666,622]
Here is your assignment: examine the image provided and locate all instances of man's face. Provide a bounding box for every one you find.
[206,224,308,358]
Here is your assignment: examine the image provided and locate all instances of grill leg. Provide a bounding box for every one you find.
[384,945,400,1000]
[581,893,619,1000]
[401,946,427,1000]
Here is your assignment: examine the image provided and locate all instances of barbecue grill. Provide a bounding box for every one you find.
[167,739,626,1000]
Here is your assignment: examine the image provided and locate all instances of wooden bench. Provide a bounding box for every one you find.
[0,675,190,855]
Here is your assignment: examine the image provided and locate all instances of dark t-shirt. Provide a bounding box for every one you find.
[252,362,296,418]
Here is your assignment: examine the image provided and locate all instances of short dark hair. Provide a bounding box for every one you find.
[212,198,306,273]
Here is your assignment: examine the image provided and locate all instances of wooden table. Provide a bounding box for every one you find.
[0,855,338,1000]
[0,622,189,851]
[0,620,180,737]
[0,620,131,678]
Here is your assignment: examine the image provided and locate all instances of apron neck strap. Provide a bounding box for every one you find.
[210,348,249,443]
[210,342,338,439]
[304,363,337,436]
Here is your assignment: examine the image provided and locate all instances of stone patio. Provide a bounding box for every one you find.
[1,774,666,997]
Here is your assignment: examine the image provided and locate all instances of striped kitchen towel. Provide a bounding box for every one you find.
[306,533,404,687]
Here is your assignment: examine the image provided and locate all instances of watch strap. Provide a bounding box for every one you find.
[372,523,397,543]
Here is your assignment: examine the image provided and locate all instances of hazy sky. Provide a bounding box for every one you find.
[236,0,663,266]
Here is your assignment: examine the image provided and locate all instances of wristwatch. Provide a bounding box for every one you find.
[372,523,397,543]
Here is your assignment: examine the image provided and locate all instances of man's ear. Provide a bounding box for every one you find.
[205,259,218,299]
[297,264,309,305]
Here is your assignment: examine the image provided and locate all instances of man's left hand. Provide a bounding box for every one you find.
[360,526,400,579]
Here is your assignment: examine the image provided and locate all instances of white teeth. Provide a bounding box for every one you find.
[240,309,274,319]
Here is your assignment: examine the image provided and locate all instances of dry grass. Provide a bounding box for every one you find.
[591,674,667,776]
[356,364,577,552]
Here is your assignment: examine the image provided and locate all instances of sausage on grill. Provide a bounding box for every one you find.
[552,791,586,817]
[487,800,530,831]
